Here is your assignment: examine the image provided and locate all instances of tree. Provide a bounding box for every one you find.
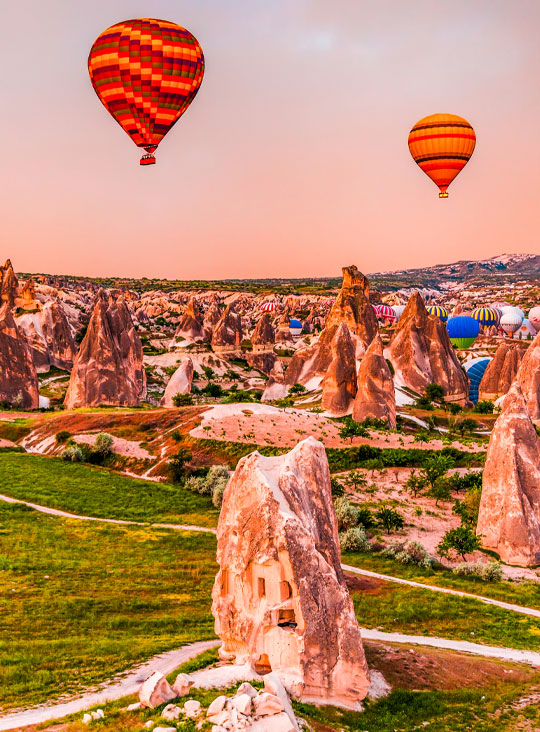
[474,400,494,414]
[288,383,307,395]
[454,418,477,436]
[406,471,426,498]
[346,470,367,491]
[168,447,193,483]
[330,477,345,497]
[172,393,193,407]
[447,402,462,415]
[425,383,444,401]
[338,417,369,442]
[428,478,452,506]
[437,526,480,561]
[376,507,405,535]
[420,454,455,490]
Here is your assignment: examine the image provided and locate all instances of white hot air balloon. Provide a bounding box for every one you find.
[528,306,540,333]
[517,319,537,340]
[393,305,406,322]
[500,312,523,337]
[500,305,524,320]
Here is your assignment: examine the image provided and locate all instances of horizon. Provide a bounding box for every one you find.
[3,1,540,279]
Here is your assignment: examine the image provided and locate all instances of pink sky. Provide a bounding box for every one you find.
[2,0,540,279]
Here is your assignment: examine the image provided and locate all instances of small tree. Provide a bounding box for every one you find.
[425,383,444,402]
[420,454,455,489]
[338,417,369,443]
[376,507,405,535]
[474,400,494,414]
[437,526,480,561]
[168,447,193,483]
[330,477,345,497]
[172,393,194,407]
[428,478,452,506]
[346,470,367,491]
[94,432,114,457]
[334,497,361,530]
[288,383,307,395]
[406,471,426,497]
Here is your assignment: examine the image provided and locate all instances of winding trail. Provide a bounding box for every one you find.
[2,493,539,618]
[0,642,219,732]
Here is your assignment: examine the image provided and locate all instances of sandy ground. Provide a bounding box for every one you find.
[73,434,155,460]
[189,403,479,452]
[0,439,16,448]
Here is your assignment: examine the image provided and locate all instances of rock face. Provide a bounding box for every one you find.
[386,292,469,402]
[0,303,39,408]
[17,301,77,372]
[478,343,524,402]
[321,323,358,416]
[353,334,396,427]
[211,305,243,354]
[0,259,18,306]
[172,299,208,344]
[515,332,540,420]
[477,384,540,566]
[161,358,194,407]
[212,437,370,709]
[252,314,275,352]
[203,303,222,333]
[64,292,146,408]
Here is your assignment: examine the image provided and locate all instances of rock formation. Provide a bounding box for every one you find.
[321,323,358,416]
[476,384,540,565]
[18,278,38,310]
[203,302,222,333]
[515,332,540,420]
[353,334,396,427]
[17,301,76,372]
[385,292,469,402]
[64,291,146,408]
[0,259,18,306]
[212,437,370,709]
[252,314,275,352]
[161,358,194,407]
[478,343,524,402]
[0,303,39,408]
[211,305,243,354]
[172,298,208,344]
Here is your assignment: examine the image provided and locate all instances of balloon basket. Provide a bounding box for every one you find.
[140,154,156,166]
[439,192,449,198]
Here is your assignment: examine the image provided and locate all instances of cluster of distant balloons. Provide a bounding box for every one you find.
[88,17,474,195]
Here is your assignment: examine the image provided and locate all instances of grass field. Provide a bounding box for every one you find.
[0,502,217,710]
[0,452,218,527]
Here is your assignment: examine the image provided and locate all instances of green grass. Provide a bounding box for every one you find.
[351,582,540,650]
[0,419,32,443]
[343,550,540,610]
[0,502,218,710]
[0,452,218,527]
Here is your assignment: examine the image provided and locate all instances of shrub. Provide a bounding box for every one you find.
[334,497,361,530]
[201,383,223,398]
[288,383,307,395]
[453,486,482,528]
[406,471,426,497]
[212,481,227,508]
[339,527,371,553]
[171,430,183,442]
[414,396,434,410]
[55,430,71,444]
[274,397,294,408]
[447,402,462,415]
[425,384,444,401]
[94,432,113,456]
[421,453,455,489]
[168,447,193,483]
[172,393,194,406]
[338,416,369,442]
[437,526,480,561]
[330,477,345,497]
[61,445,83,462]
[384,541,433,569]
[453,561,502,582]
[474,400,494,414]
[427,478,452,506]
[356,507,375,529]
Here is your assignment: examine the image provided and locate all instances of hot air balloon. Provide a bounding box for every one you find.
[463,357,491,404]
[471,307,498,330]
[408,114,476,198]
[529,306,540,333]
[88,19,204,165]
[517,319,537,340]
[375,304,396,323]
[261,302,277,312]
[426,305,448,323]
[500,305,524,320]
[393,305,406,322]
[500,312,522,337]
[289,319,303,337]
[446,316,479,349]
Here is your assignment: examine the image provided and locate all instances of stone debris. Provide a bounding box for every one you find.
[139,671,176,709]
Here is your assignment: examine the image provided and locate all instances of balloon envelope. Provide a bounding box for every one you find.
[88,18,204,165]
[408,114,476,197]
[463,357,491,404]
[446,316,479,348]
[500,312,523,335]
[529,307,540,332]
[426,305,448,323]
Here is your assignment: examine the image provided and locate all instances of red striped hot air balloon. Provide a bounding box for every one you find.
[88,18,205,165]
[261,302,277,312]
[408,114,476,198]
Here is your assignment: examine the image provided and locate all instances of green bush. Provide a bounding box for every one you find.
[376,507,405,534]
[94,432,113,456]
[172,393,194,406]
[340,527,371,553]
[330,477,345,497]
[474,400,494,414]
[425,384,444,401]
[288,383,307,395]
[334,497,361,530]
[437,526,480,561]
[453,561,502,582]
[55,430,71,444]
[61,445,83,462]
[383,541,433,569]
[168,447,193,483]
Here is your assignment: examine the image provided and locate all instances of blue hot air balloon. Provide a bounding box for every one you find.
[446,316,479,349]
[289,319,303,337]
[463,357,491,404]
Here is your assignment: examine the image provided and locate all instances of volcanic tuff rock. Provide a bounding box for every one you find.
[246,351,277,376]
[161,358,194,407]
[476,384,540,565]
[211,305,243,353]
[0,303,39,408]
[64,291,146,408]
[172,298,208,344]
[252,313,275,351]
[515,331,540,420]
[478,343,524,402]
[212,437,370,709]
[0,259,18,306]
[385,292,469,402]
[353,334,396,427]
[17,301,77,372]
[203,302,222,332]
[321,323,358,416]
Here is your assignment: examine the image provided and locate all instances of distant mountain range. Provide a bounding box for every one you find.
[369,253,540,290]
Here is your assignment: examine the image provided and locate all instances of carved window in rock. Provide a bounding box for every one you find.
[277,607,297,628]
[254,653,272,675]
[280,580,292,601]
[258,577,266,598]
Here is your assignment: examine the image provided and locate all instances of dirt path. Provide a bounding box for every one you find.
[0,494,216,534]
[343,565,540,619]
[3,493,539,618]
[0,641,219,731]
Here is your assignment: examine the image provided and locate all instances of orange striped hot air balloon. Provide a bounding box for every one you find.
[88,18,204,166]
[408,114,476,198]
